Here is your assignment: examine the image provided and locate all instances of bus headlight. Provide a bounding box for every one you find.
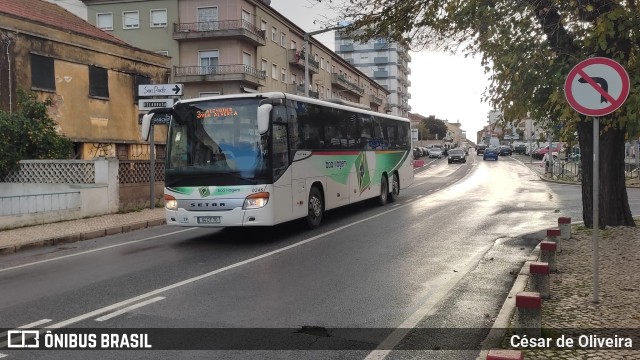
[164,194,178,210]
[243,192,269,209]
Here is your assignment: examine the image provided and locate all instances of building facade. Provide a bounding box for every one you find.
[79,0,390,112]
[334,30,411,117]
[0,0,171,160]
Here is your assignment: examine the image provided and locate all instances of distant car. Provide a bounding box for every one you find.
[447,149,467,164]
[513,144,527,154]
[419,147,428,156]
[483,147,499,161]
[498,146,512,156]
[429,147,443,158]
[476,145,487,155]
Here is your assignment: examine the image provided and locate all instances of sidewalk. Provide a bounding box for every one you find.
[0,207,166,255]
[486,154,640,358]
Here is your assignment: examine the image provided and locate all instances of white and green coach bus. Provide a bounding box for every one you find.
[141,92,414,229]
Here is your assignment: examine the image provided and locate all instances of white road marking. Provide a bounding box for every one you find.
[0,319,52,340]
[95,297,165,322]
[0,228,197,274]
[0,319,52,349]
[31,200,420,331]
[0,353,7,358]
[517,203,526,208]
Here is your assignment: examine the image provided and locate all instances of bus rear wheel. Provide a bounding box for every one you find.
[378,175,388,205]
[389,172,399,202]
[306,186,323,229]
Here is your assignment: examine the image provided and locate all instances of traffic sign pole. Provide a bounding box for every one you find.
[149,124,155,210]
[564,57,630,304]
[592,117,599,303]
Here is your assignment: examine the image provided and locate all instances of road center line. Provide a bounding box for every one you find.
[0,319,53,349]
[0,319,52,340]
[33,201,419,331]
[95,297,165,322]
[0,228,197,274]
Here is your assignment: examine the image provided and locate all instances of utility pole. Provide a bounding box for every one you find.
[304,25,345,98]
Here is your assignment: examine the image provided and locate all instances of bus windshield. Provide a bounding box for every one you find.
[166,98,270,187]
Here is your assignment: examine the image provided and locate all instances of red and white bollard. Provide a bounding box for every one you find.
[516,291,541,338]
[547,228,561,252]
[540,240,558,272]
[486,349,524,360]
[558,217,571,240]
[530,262,550,299]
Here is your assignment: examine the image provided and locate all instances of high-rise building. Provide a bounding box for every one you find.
[335,30,411,117]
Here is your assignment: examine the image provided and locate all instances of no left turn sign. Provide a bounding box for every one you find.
[564,57,630,117]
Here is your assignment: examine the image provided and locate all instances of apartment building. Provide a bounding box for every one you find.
[0,0,171,160]
[80,0,389,112]
[335,30,412,117]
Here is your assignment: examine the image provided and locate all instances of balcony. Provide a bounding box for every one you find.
[374,42,389,50]
[373,70,388,78]
[288,49,319,74]
[286,83,319,98]
[331,73,364,96]
[173,20,266,46]
[374,56,388,64]
[173,64,266,87]
[339,44,354,52]
[368,94,383,106]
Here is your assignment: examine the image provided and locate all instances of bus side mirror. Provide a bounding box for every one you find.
[140,113,153,141]
[257,104,272,134]
[141,108,174,141]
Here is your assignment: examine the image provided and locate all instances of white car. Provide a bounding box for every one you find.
[429,148,443,158]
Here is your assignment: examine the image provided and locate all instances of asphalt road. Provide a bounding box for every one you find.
[2,153,640,360]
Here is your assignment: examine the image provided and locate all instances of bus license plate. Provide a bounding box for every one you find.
[197,216,221,224]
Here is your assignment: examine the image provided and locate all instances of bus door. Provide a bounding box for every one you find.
[271,105,293,223]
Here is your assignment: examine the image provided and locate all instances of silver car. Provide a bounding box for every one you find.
[429,147,443,158]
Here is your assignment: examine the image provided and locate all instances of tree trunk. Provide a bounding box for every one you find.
[577,119,635,228]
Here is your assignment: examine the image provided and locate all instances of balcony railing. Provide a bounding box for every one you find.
[287,49,319,73]
[331,73,364,96]
[174,64,266,86]
[173,19,266,46]
[368,94,383,106]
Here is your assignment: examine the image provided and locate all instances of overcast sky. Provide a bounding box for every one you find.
[270,0,493,138]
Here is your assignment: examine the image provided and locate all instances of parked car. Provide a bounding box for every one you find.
[498,145,512,156]
[533,142,564,160]
[419,147,429,156]
[483,147,499,161]
[447,149,467,164]
[476,145,487,155]
[513,143,527,154]
[429,147,443,158]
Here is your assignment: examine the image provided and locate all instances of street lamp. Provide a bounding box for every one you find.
[304,25,345,97]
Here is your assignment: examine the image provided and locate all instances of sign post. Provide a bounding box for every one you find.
[138,84,182,209]
[564,57,630,303]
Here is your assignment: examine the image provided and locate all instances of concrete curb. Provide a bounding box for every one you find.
[476,235,542,359]
[0,218,167,255]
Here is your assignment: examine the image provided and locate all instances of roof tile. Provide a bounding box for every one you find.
[0,0,129,46]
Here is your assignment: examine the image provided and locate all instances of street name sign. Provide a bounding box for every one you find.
[138,98,174,111]
[138,84,184,96]
[564,57,629,116]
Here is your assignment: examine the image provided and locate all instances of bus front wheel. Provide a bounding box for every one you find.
[378,175,388,205]
[389,172,399,202]
[306,186,324,229]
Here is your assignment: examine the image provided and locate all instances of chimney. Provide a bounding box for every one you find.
[261,0,271,5]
